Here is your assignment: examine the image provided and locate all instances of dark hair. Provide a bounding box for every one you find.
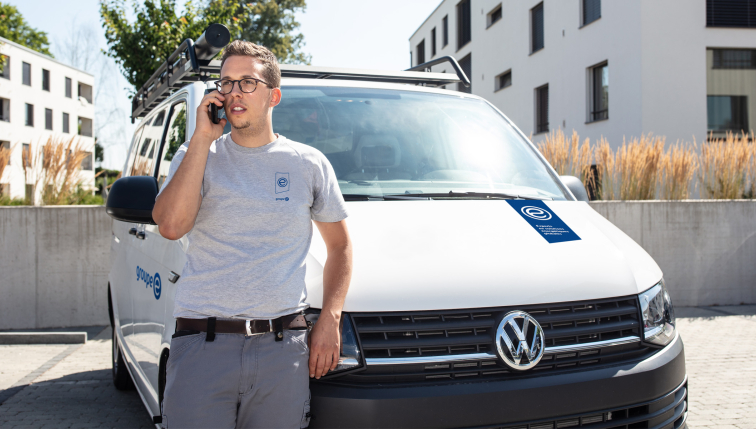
[220,40,281,88]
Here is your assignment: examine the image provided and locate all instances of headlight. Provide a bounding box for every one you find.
[638,280,676,347]
[306,311,363,376]
[332,315,362,374]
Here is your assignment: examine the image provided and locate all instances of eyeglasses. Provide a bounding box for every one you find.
[214,78,271,95]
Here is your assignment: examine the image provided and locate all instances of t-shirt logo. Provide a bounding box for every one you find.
[275,172,290,194]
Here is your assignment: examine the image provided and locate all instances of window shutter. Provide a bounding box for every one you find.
[707,0,756,28]
[532,3,544,52]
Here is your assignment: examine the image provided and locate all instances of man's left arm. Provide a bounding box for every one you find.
[308,219,353,379]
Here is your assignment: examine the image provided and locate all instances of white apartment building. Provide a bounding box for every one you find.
[0,37,95,203]
[409,0,756,148]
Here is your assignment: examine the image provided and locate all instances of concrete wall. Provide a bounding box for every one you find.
[590,200,756,307]
[1,202,753,330]
[0,206,110,330]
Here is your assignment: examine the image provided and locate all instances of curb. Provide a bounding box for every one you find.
[0,332,87,345]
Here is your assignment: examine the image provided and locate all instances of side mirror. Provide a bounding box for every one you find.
[105,176,159,224]
[560,176,590,202]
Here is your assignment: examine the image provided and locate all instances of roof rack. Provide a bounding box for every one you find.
[131,24,469,122]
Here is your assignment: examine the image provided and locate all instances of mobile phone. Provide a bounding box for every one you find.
[210,103,220,124]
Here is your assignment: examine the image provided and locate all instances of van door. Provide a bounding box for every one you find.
[111,124,146,342]
[125,109,170,391]
[133,101,188,392]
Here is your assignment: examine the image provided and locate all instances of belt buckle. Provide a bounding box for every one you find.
[244,319,275,336]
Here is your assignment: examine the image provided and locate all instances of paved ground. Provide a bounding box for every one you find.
[0,307,754,428]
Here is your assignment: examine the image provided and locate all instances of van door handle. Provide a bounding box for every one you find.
[168,271,180,283]
[136,231,146,240]
[129,228,137,236]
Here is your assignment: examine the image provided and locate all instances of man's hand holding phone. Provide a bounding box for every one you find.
[195,91,227,145]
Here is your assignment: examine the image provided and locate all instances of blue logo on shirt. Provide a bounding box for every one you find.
[275,172,290,194]
[136,266,162,300]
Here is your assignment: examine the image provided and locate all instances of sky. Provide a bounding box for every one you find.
[7,0,441,170]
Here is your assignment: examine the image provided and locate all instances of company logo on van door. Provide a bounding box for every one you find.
[136,266,162,300]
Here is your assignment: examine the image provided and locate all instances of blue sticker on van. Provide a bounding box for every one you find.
[136,266,162,300]
[507,200,581,244]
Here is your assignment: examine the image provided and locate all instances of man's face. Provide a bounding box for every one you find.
[219,56,280,131]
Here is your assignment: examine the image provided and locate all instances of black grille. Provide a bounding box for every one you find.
[344,296,657,384]
[493,381,687,429]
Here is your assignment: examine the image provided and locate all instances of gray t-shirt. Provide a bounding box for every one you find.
[158,133,348,319]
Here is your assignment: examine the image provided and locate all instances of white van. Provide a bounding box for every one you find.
[105,26,686,429]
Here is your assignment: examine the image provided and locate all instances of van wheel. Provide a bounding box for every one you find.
[112,328,134,390]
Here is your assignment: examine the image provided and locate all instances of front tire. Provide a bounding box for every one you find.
[112,328,134,390]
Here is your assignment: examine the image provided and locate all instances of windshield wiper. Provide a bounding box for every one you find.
[342,194,431,201]
[388,191,550,200]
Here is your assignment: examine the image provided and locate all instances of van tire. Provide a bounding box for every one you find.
[112,328,135,390]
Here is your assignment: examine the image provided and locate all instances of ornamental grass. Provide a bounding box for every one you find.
[536,131,754,200]
[698,132,756,199]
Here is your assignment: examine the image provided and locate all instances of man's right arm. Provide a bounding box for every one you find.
[153,91,227,240]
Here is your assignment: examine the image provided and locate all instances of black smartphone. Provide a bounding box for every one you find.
[210,103,220,124]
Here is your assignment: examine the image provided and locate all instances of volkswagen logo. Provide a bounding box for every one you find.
[520,206,552,221]
[495,311,545,370]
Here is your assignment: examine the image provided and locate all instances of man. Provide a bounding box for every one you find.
[153,40,352,428]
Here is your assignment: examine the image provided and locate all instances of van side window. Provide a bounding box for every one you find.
[130,111,166,177]
[156,102,187,189]
[125,125,146,177]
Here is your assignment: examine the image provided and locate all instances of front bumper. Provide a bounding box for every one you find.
[310,334,686,428]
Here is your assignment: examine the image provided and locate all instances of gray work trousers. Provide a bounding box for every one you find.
[161,330,311,429]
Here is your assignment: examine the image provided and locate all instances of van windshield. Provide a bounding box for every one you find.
[273,86,567,200]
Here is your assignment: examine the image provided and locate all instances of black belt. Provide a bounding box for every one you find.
[176,314,308,342]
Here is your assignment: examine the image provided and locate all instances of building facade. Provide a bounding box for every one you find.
[0,37,95,203]
[409,0,756,148]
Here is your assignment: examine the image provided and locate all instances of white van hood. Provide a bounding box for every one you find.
[305,200,662,312]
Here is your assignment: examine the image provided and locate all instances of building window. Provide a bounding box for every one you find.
[457,0,471,50]
[712,49,756,69]
[65,77,72,98]
[0,55,9,79]
[45,108,53,130]
[42,69,50,91]
[590,62,609,121]
[708,96,748,132]
[81,152,93,171]
[495,70,512,91]
[531,3,544,53]
[431,28,437,57]
[78,117,93,137]
[707,48,755,137]
[0,97,9,122]
[25,103,33,127]
[22,143,31,168]
[416,40,426,66]
[78,83,93,104]
[487,4,503,28]
[458,54,472,93]
[536,84,549,133]
[442,15,449,47]
[707,0,756,28]
[22,62,31,86]
[582,0,601,26]
[63,113,70,133]
[1,141,10,166]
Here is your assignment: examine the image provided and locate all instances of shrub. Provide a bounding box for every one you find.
[536,130,594,191]
[698,132,755,199]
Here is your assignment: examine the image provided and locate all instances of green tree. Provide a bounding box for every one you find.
[240,0,310,65]
[0,2,53,71]
[100,0,310,92]
[101,0,248,91]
